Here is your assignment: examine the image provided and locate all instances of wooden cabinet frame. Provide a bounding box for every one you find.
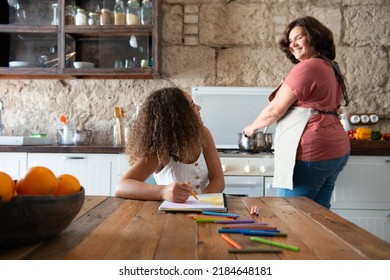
[0,0,161,79]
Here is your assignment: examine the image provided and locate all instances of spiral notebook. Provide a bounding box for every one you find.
[158,193,228,212]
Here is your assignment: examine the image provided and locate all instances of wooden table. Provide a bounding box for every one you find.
[1,196,389,260]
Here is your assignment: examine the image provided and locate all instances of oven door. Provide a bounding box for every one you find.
[223,176,264,197]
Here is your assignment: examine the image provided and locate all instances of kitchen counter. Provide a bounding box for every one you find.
[0,140,389,155]
[0,145,125,154]
[1,196,389,260]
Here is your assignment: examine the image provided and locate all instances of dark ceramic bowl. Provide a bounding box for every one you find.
[0,187,85,248]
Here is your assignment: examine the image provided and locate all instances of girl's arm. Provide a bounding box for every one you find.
[115,156,192,202]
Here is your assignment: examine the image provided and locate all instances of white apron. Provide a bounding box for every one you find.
[272,107,318,189]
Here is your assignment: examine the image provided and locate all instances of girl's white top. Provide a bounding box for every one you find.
[153,152,209,194]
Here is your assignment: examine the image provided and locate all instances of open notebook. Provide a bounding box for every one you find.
[158,193,228,212]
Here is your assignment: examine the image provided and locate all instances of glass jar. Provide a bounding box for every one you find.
[75,8,87,25]
[126,0,140,25]
[114,0,126,25]
[51,3,59,25]
[141,0,152,25]
[88,12,100,25]
[65,5,75,25]
[100,9,113,25]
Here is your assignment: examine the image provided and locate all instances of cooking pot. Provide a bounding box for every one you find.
[238,127,272,151]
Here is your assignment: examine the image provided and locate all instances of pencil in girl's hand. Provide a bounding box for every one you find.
[191,191,199,200]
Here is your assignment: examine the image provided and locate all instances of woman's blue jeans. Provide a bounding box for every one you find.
[276,153,350,209]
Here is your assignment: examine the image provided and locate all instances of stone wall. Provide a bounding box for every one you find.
[1,0,389,144]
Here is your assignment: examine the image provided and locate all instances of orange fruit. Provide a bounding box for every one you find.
[0,171,16,202]
[54,174,81,195]
[17,166,58,195]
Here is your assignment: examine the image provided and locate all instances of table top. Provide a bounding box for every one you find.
[1,196,389,260]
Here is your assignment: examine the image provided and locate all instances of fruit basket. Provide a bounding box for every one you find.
[0,187,85,248]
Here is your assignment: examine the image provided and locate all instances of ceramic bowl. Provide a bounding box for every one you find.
[73,61,95,69]
[0,187,85,248]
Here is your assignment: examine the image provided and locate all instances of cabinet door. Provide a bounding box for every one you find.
[27,153,117,196]
[0,0,161,79]
[0,152,27,179]
[331,156,390,209]
[332,209,390,243]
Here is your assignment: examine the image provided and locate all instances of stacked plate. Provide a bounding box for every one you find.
[9,61,40,68]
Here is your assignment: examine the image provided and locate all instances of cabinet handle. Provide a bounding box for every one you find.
[64,156,85,160]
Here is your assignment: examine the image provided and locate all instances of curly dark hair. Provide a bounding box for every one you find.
[279,16,336,64]
[126,87,205,164]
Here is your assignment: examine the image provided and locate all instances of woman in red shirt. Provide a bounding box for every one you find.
[242,16,350,208]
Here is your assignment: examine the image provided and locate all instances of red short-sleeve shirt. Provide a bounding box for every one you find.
[283,58,350,161]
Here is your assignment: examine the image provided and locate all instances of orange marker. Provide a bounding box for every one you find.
[221,233,243,249]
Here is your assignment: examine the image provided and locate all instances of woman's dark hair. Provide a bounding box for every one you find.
[126,87,204,164]
[279,16,336,64]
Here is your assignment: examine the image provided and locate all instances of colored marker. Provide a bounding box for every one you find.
[228,248,283,254]
[214,219,255,224]
[220,233,243,249]
[250,237,300,252]
[202,211,240,218]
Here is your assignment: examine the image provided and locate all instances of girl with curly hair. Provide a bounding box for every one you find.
[115,87,225,202]
[242,16,350,208]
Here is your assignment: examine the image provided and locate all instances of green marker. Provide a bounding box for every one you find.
[250,237,300,252]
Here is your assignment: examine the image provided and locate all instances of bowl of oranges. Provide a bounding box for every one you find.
[0,166,84,248]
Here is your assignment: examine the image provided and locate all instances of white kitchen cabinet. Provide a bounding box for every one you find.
[0,152,28,179]
[27,153,119,196]
[331,156,390,242]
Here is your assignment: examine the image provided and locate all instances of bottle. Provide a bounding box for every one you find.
[114,0,126,25]
[140,0,152,25]
[126,0,140,25]
[113,118,125,146]
[65,5,75,25]
[339,114,351,131]
[75,8,87,25]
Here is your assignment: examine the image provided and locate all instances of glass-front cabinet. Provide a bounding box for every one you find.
[0,0,161,79]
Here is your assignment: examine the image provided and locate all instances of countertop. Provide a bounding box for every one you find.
[0,140,389,156]
[0,145,125,154]
[1,196,389,260]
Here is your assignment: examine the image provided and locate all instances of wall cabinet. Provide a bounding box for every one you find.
[331,156,390,242]
[0,0,161,79]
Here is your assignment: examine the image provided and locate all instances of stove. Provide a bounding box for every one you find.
[217,148,274,176]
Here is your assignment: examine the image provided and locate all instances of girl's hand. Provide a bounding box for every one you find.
[162,181,192,203]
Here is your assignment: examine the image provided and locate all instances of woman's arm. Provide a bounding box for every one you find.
[115,156,192,202]
[202,126,225,193]
[242,83,298,136]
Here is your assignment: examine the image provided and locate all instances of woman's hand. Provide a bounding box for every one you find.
[242,125,258,137]
[161,181,193,203]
